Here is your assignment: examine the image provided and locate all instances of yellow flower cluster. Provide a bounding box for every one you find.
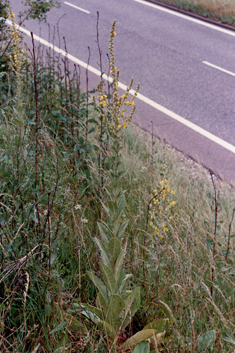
[9,8,25,74]
[93,20,140,138]
[148,150,176,240]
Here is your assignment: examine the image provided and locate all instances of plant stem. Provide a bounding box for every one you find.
[31,32,41,231]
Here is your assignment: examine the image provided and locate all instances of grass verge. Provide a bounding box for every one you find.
[155,0,235,26]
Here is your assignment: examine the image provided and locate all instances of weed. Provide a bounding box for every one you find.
[0,7,235,353]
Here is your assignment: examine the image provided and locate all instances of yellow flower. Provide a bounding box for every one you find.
[159,235,163,240]
[123,122,127,128]
[113,32,117,36]
[118,125,121,129]
[130,100,134,105]
[121,94,125,98]
[117,117,120,121]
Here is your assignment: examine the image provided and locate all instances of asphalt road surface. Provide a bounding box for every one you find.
[7,0,235,184]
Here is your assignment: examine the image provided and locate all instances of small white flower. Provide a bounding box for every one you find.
[74,204,81,210]
[81,218,88,224]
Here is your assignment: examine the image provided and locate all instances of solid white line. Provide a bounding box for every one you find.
[203,61,235,77]
[134,0,235,37]
[6,19,235,155]
[64,1,90,14]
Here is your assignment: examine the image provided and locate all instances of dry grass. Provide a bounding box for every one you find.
[157,0,235,26]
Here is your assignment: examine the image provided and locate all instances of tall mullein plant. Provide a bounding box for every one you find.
[80,21,141,337]
[9,9,25,137]
[76,23,168,352]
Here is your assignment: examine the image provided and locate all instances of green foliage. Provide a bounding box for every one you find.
[0,0,9,20]
[196,330,216,352]
[0,8,235,353]
[157,0,235,26]
[21,0,61,22]
[133,341,150,353]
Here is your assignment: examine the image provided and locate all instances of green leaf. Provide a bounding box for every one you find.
[66,315,88,334]
[121,329,157,350]
[118,170,126,179]
[108,294,125,315]
[96,292,108,311]
[206,239,213,250]
[87,271,108,303]
[127,286,141,308]
[79,305,100,324]
[121,287,140,330]
[117,194,125,213]
[87,118,98,124]
[143,318,168,333]
[99,295,125,329]
[114,246,126,278]
[222,332,235,346]
[116,219,129,240]
[133,341,150,353]
[101,203,111,220]
[82,303,104,321]
[107,268,124,299]
[97,320,115,335]
[99,263,117,294]
[118,273,133,295]
[107,238,121,266]
[98,222,114,243]
[94,238,111,268]
[196,330,216,352]
[50,321,67,335]
[107,200,119,216]
[0,72,7,79]
[103,305,122,329]
[45,304,52,317]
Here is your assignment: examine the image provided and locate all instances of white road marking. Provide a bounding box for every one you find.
[6,19,235,155]
[134,0,235,37]
[64,1,90,14]
[203,61,235,77]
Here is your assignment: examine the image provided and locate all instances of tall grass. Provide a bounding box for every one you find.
[0,10,235,353]
[157,0,235,26]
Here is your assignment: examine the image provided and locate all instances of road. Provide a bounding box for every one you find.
[8,0,235,183]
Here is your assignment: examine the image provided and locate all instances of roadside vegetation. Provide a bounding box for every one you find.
[157,0,235,26]
[1,1,235,352]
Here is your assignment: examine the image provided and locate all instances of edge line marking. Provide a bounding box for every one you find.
[64,2,90,14]
[6,19,235,155]
[203,61,235,77]
[133,0,235,37]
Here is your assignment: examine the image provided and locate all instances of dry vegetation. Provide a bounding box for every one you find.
[1,2,235,352]
[157,0,235,26]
